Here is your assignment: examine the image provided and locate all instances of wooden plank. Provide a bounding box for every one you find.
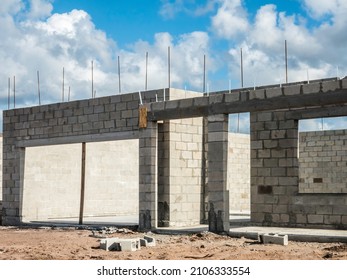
[139,106,148,128]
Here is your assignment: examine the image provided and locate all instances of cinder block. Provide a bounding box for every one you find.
[265,87,283,98]
[302,82,320,94]
[118,239,141,252]
[99,237,120,251]
[140,235,156,247]
[100,238,141,252]
[322,80,340,92]
[259,233,288,245]
[250,89,265,100]
[283,85,301,96]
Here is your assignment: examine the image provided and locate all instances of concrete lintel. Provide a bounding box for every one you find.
[16,131,139,148]
[287,104,347,120]
[148,89,347,121]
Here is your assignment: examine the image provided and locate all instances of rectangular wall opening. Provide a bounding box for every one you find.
[299,118,347,194]
[228,113,251,223]
[22,139,139,225]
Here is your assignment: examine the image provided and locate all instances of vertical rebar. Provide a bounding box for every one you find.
[37,70,41,105]
[62,67,65,102]
[203,54,206,93]
[240,48,244,88]
[13,75,16,109]
[285,40,288,84]
[68,86,71,102]
[145,51,148,91]
[8,77,10,109]
[118,56,121,94]
[168,46,171,88]
[91,60,94,98]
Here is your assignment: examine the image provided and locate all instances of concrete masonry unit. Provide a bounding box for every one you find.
[2,77,347,232]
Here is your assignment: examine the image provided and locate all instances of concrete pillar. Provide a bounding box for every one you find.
[207,114,230,233]
[2,146,25,225]
[138,121,158,231]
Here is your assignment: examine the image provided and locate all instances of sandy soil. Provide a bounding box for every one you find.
[0,226,346,260]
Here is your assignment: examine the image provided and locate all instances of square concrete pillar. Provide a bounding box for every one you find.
[207,114,230,233]
[138,120,158,231]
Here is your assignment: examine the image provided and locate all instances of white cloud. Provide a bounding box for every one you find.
[211,0,249,39]
[0,0,23,15]
[159,0,184,19]
[0,2,216,131]
[303,0,347,19]
[211,0,347,88]
[159,0,217,19]
[26,0,53,19]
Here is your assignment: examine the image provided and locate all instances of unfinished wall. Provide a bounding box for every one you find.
[84,140,139,217]
[0,134,2,220]
[251,110,347,229]
[0,134,2,201]
[167,117,203,226]
[22,144,82,221]
[158,89,204,227]
[228,133,250,214]
[299,130,347,193]
[21,140,140,222]
[2,90,159,225]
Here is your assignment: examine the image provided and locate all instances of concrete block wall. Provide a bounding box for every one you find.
[21,140,139,222]
[167,117,203,227]
[0,134,2,201]
[0,134,2,221]
[251,110,347,229]
[22,144,82,221]
[299,130,347,193]
[228,133,250,213]
[84,140,139,217]
[2,90,159,225]
[157,89,204,227]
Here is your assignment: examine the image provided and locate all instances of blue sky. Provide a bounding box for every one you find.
[1,0,347,132]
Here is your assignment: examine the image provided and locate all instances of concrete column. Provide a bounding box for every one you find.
[2,146,25,225]
[207,114,229,233]
[138,120,158,231]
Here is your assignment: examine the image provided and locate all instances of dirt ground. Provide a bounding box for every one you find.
[0,226,346,260]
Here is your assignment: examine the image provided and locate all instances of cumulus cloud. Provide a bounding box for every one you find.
[0,1,215,131]
[0,0,23,15]
[211,0,347,88]
[211,0,249,39]
[303,0,347,19]
[159,0,218,19]
[159,0,185,19]
[26,0,53,19]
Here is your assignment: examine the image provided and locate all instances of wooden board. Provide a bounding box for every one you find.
[139,106,148,128]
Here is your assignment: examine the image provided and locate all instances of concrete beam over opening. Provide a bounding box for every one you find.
[147,79,347,121]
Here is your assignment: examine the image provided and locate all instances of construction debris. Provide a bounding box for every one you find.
[99,235,156,252]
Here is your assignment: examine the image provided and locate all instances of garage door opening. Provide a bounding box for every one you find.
[21,139,139,225]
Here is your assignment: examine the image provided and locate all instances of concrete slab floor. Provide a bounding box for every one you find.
[24,214,347,243]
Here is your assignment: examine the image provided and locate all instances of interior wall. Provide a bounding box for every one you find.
[299,129,347,193]
[168,117,203,227]
[84,140,139,217]
[22,144,82,222]
[228,133,250,214]
[0,135,2,201]
[21,140,139,222]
